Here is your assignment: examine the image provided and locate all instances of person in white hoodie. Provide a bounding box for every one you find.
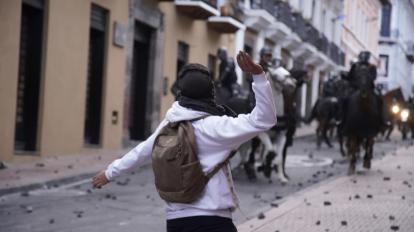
[92,51,276,232]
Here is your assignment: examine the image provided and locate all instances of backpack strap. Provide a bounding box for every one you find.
[206,150,237,179]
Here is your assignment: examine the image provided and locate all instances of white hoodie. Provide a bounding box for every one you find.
[105,73,276,220]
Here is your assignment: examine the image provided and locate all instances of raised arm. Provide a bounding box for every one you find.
[197,51,277,150]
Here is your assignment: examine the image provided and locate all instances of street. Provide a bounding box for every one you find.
[1,134,412,232]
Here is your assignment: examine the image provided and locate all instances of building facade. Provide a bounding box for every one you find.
[0,0,129,162]
[341,0,383,69]
[0,0,243,162]
[158,0,244,118]
[377,0,414,99]
[4,0,402,163]
[240,0,345,116]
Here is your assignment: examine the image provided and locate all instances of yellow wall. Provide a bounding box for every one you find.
[158,2,235,118]
[0,0,21,162]
[0,0,128,162]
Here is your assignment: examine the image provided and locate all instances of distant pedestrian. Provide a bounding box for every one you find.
[92,51,276,232]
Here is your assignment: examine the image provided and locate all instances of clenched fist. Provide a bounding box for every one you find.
[92,170,109,189]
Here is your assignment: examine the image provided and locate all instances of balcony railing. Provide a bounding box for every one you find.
[292,13,309,42]
[328,42,339,65]
[274,1,297,30]
[316,34,329,55]
[248,0,345,66]
[250,0,276,16]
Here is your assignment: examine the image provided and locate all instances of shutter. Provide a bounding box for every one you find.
[23,0,43,9]
[91,5,107,31]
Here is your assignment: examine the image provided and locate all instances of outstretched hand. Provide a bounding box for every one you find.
[236,51,263,75]
[92,170,109,189]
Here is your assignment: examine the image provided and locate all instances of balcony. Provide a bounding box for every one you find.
[328,42,341,65]
[305,25,319,48]
[207,3,245,33]
[175,0,219,20]
[244,0,275,30]
[251,0,275,16]
[274,0,297,30]
[208,16,245,33]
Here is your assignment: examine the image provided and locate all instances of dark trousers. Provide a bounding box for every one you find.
[167,216,238,232]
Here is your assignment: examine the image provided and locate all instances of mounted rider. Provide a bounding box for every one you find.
[344,51,385,129]
[217,47,241,98]
[259,47,295,128]
[346,51,377,91]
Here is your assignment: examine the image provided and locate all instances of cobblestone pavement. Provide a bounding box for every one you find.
[0,133,412,232]
[237,145,414,232]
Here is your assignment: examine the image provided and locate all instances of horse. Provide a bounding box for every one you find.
[308,76,352,155]
[214,66,299,183]
[339,72,383,174]
[247,68,307,183]
[308,97,340,148]
[253,66,297,183]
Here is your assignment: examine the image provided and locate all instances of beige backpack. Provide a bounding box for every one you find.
[151,117,236,203]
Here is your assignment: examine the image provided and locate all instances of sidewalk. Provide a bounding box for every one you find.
[0,123,316,196]
[237,145,414,232]
[0,148,130,196]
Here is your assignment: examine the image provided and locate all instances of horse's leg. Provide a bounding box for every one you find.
[347,137,358,175]
[385,123,393,140]
[316,123,322,148]
[322,122,333,148]
[244,137,259,180]
[363,137,374,169]
[257,132,276,179]
[273,132,288,183]
[338,128,346,157]
[281,140,290,179]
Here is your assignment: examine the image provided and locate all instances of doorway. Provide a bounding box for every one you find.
[129,22,153,140]
[84,5,107,145]
[14,0,44,152]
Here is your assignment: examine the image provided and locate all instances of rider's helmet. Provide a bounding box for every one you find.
[259,47,272,58]
[217,47,228,61]
[358,51,371,63]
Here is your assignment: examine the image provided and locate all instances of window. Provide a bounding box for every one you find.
[379,55,389,77]
[380,4,392,37]
[176,41,189,80]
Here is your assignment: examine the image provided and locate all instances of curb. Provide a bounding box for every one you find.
[0,172,96,197]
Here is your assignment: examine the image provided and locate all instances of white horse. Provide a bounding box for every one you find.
[237,66,296,183]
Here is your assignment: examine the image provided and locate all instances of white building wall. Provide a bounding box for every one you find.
[379,0,414,99]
